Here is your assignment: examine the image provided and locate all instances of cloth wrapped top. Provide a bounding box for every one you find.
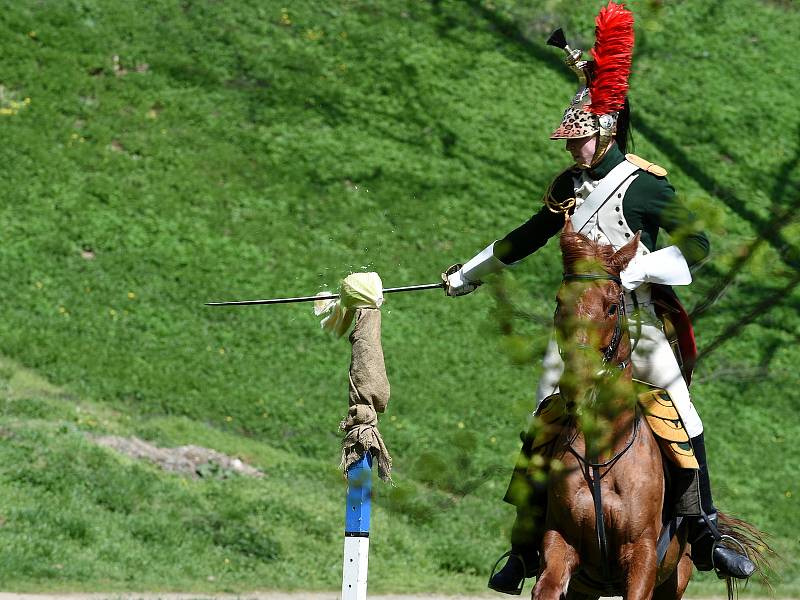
[315,272,384,337]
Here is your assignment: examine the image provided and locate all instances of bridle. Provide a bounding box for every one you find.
[558,272,630,371]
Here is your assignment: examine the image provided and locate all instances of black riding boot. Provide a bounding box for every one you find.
[688,433,755,579]
[488,505,543,595]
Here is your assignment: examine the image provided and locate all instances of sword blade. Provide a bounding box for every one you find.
[383,282,444,294]
[205,282,444,306]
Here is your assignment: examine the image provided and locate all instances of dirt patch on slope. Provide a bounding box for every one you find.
[92,435,263,479]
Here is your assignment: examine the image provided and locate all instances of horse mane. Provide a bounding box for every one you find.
[560,229,637,277]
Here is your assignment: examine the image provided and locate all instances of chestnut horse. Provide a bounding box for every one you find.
[533,220,765,600]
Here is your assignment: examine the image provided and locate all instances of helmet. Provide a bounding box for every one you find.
[548,2,634,166]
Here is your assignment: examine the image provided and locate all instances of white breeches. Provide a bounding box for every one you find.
[535,303,704,437]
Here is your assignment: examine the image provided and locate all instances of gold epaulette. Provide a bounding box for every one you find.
[625,153,668,177]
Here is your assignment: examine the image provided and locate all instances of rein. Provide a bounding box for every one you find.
[559,271,639,592]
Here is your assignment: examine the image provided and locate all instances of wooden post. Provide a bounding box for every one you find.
[342,453,372,600]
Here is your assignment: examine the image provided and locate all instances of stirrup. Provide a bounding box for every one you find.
[488,550,526,596]
[712,534,752,579]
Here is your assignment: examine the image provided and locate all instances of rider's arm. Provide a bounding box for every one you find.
[444,172,570,295]
[632,174,710,266]
[620,173,709,291]
[494,204,566,264]
[656,192,710,267]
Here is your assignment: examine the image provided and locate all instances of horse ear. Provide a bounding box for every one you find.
[563,217,574,234]
[611,231,641,272]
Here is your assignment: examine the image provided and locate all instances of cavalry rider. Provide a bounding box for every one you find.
[442,2,755,593]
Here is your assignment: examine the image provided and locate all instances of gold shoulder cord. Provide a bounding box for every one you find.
[543,165,577,215]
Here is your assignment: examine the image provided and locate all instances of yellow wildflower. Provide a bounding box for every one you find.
[305,28,323,41]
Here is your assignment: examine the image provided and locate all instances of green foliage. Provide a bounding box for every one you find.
[0,0,798,594]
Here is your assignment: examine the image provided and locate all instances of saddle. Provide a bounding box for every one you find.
[523,385,698,470]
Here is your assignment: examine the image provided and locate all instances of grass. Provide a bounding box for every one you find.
[0,0,798,595]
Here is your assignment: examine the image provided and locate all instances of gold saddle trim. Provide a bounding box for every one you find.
[638,385,698,469]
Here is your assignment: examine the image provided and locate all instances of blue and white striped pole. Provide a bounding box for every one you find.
[342,452,372,600]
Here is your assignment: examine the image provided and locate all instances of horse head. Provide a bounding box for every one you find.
[555,219,640,414]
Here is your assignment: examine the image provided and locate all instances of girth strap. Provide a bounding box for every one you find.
[591,464,613,591]
[656,516,684,565]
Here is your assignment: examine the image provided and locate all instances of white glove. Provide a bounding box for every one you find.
[443,264,480,296]
[442,242,506,297]
[620,245,692,292]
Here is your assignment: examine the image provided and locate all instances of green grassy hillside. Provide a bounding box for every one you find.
[0,0,798,595]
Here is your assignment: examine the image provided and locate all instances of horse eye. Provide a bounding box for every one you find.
[608,304,617,316]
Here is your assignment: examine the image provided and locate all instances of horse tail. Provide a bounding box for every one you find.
[716,511,776,600]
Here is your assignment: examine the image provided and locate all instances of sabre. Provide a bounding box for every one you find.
[205,282,444,306]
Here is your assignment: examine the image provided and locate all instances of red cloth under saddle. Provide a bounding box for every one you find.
[651,285,697,385]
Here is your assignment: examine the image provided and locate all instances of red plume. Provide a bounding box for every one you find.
[589,2,634,115]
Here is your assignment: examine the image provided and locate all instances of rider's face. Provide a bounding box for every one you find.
[566,135,597,167]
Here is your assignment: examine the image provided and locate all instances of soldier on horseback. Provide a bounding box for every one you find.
[442,2,755,593]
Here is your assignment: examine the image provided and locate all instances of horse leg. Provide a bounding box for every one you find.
[653,552,693,600]
[533,530,579,600]
[620,539,658,600]
[675,553,693,599]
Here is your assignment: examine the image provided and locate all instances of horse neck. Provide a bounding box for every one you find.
[566,366,638,460]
